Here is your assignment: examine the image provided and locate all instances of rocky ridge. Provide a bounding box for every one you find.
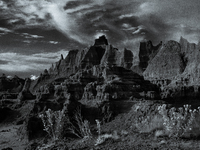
[28,35,159,105]
[143,37,200,100]
[1,35,200,103]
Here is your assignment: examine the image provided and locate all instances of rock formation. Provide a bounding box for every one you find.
[179,37,200,84]
[18,78,35,101]
[139,40,162,71]
[143,40,185,80]
[5,35,200,102]
[94,35,108,46]
[141,37,200,100]
[121,48,134,69]
[28,35,160,105]
[0,74,24,93]
[30,36,126,92]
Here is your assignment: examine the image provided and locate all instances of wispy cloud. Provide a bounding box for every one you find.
[0,27,13,33]
[49,41,59,44]
[21,33,44,39]
[0,50,69,73]
[0,0,200,62]
[30,75,39,80]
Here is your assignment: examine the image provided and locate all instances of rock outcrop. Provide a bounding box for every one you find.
[18,78,35,101]
[143,40,186,80]
[179,37,200,84]
[139,40,162,72]
[29,35,160,104]
[121,48,134,69]
[30,35,135,92]
[0,74,24,93]
[94,35,108,46]
[141,37,200,100]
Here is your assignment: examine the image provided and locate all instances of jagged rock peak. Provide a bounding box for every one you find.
[179,36,188,43]
[61,54,64,60]
[94,35,108,46]
[139,40,162,72]
[164,40,181,51]
[43,69,49,76]
[143,40,184,80]
[1,73,6,78]
[13,75,20,79]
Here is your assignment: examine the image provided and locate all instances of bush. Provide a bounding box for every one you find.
[39,108,67,141]
[130,101,163,133]
[101,104,113,124]
[158,104,200,137]
[72,106,92,139]
[39,106,92,141]
[94,119,120,146]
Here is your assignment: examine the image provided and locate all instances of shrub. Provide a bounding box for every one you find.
[95,119,101,136]
[130,101,163,133]
[101,104,113,124]
[158,104,200,137]
[94,119,120,146]
[72,106,92,139]
[39,106,92,141]
[39,108,67,141]
[134,114,164,133]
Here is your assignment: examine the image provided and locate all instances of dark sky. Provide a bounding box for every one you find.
[0,0,200,78]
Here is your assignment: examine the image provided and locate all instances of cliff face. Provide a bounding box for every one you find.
[143,37,200,84]
[121,48,134,69]
[100,45,121,66]
[30,35,137,92]
[179,37,200,84]
[139,40,162,71]
[47,36,111,78]
[29,35,160,103]
[49,49,86,77]
[29,35,200,101]
[47,35,138,79]
[143,40,186,80]
[142,37,200,100]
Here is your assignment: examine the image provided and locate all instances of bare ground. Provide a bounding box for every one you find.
[0,124,27,150]
[1,100,200,149]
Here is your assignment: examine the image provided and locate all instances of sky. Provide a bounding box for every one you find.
[0,0,200,78]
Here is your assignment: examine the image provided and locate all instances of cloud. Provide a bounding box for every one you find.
[21,33,44,39]
[30,75,39,80]
[0,27,12,33]
[0,50,69,73]
[0,0,200,48]
[0,59,9,64]
[119,13,135,19]
[0,0,8,10]
[49,41,59,44]
[132,26,146,35]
